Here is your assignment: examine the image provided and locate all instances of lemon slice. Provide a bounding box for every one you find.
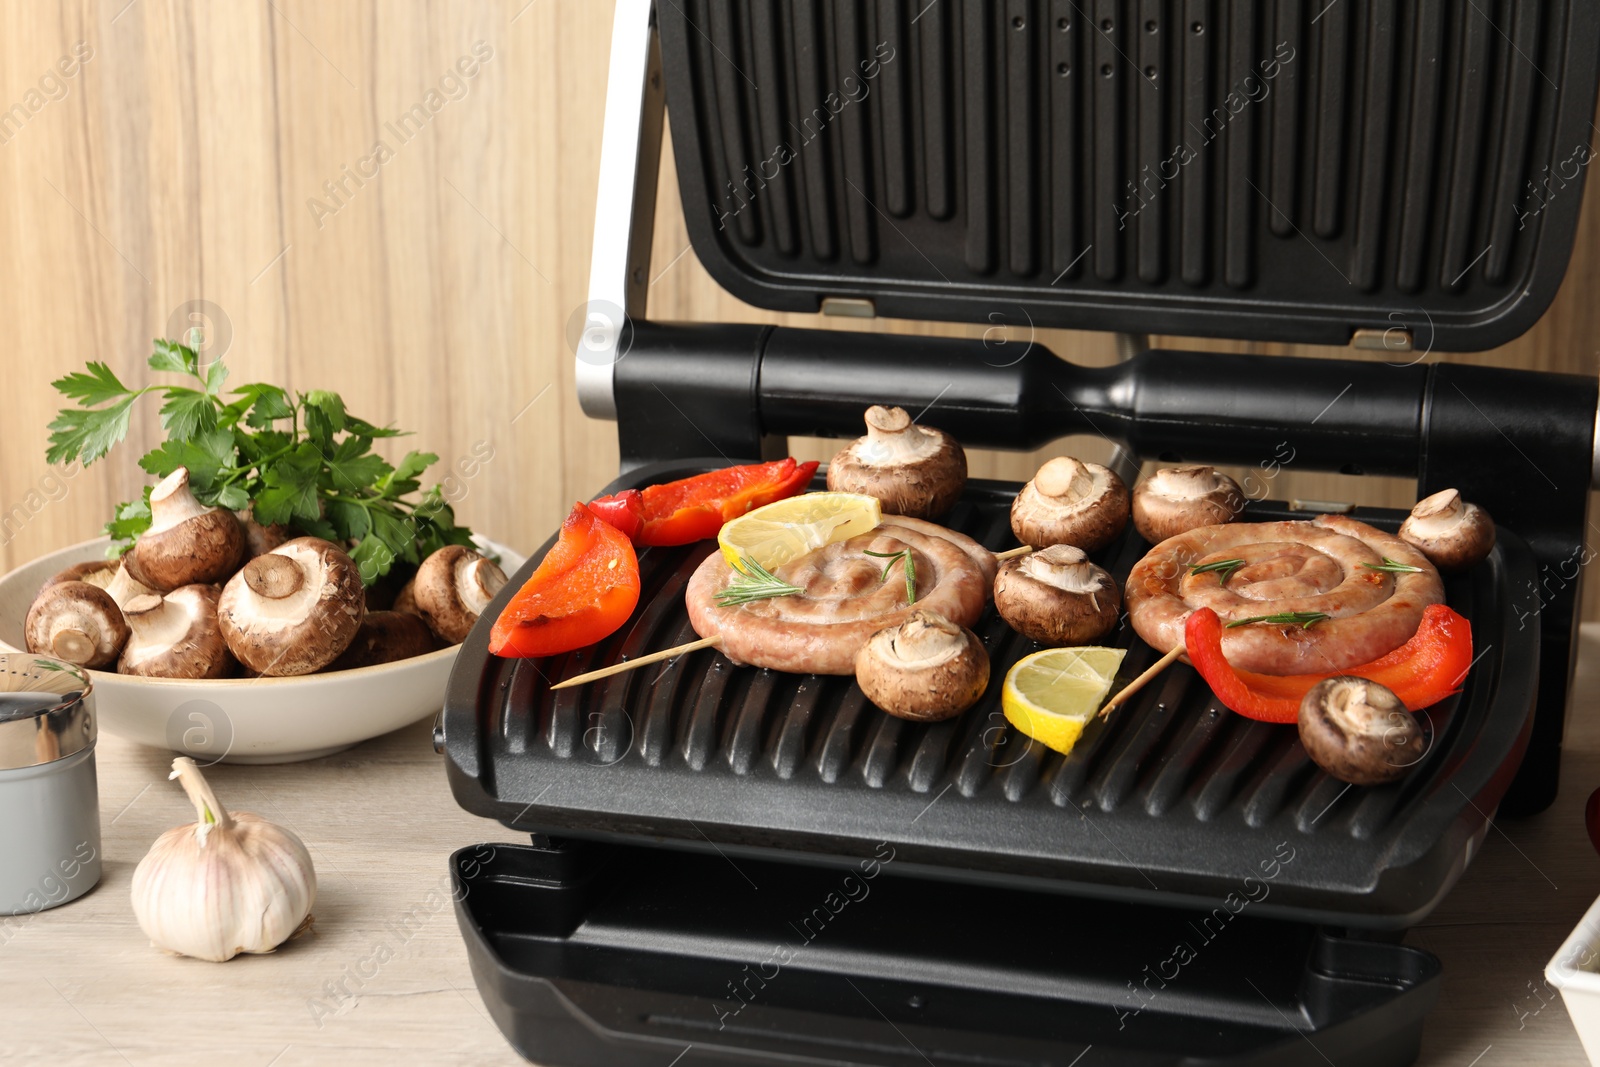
[718,492,883,572]
[1001,646,1128,756]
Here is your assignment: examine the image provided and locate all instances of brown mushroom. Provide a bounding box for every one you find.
[235,508,290,560]
[42,560,119,591]
[391,579,420,617]
[1131,465,1246,544]
[216,537,365,676]
[412,546,508,644]
[1398,489,1495,571]
[1298,676,1424,786]
[324,611,438,671]
[993,545,1121,646]
[1010,457,1130,553]
[826,405,967,519]
[25,581,129,668]
[117,585,231,679]
[854,610,989,722]
[124,468,245,591]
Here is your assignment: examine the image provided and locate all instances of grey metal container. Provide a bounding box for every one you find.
[0,654,102,915]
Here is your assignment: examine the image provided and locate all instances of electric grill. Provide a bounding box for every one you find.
[442,1,1600,1062]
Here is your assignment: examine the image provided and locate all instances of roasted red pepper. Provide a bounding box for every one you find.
[586,488,644,542]
[1184,604,1474,724]
[589,458,819,547]
[488,502,640,659]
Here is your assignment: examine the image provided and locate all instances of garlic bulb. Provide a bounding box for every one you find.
[131,757,316,961]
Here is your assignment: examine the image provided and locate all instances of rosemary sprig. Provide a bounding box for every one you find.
[1191,558,1246,584]
[1361,557,1424,574]
[1224,611,1331,630]
[864,548,916,605]
[715,557,803,607]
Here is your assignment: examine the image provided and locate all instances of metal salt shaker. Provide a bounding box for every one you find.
[0,654,102,915]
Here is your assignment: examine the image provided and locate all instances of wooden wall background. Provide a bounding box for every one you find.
[0,0,1597,611]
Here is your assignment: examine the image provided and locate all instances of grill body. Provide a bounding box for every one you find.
[451,1,1600,1062]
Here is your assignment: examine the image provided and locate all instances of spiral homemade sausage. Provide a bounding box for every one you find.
[1126,514,1445,675]
[686,515,997,675]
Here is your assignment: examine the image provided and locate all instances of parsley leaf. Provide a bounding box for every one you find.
[52,362,131,406]
[148,339,199,376]
[322,436,390,493]
[47,394,140,466]
[50,336,475,587]
[159,388,218,442]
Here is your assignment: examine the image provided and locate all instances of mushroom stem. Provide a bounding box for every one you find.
[860,405,931,463]
[884,612,970,670]
[147,468,212,533]
[1034,457,1096,502]
[46,617,99,663]
[1405,488,1465,537]
[243,554,304,599]
[104,566,154,609]
[460,556,507,616]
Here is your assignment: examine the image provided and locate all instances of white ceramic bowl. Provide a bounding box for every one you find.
[0,537,523,764]
[1547,891,1600,1065]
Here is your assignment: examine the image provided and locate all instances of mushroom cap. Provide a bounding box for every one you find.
[125,468,245,591]
[1131,465,1246,544]
[826,405,968,519]
[117,584,231,679]
[1298,676,1424,786]
[993,545,1121,646]
[1010,457,1130,553]
[412,546,509,645]
[854,610,989,722]
[391,579,420,617]
[25,579,129,668]
[1398,489,1495,571]
[235,508,291,560]
[325,611,438,671]
[42,560,119,592]
[217,537,365,676]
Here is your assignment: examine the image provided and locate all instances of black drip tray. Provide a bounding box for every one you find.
[443,461,1540,929]
[451,839,1440,1067]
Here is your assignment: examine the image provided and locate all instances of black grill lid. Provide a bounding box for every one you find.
[443,463,1539,930]
[659,0,1600,350]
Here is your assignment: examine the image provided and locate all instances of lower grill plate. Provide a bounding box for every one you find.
[444,461,1538,929]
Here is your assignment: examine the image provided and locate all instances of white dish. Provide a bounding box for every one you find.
[1547,890,1600,1065]
[0,536,523,764]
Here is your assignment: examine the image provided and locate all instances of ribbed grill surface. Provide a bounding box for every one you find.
[657,0,1600,349]
[449,468,1538,926]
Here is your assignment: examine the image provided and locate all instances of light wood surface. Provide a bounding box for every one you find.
[1,0,1598,618]
[3,632,1599,1065]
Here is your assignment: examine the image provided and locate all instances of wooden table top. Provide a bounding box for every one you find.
[7,630,1600,1067]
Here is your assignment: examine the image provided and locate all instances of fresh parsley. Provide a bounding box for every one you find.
[47,334,474,584]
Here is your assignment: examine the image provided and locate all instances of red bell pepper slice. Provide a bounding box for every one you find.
[586,488,644,542]
[488,502,640,659]
[1183,604,1474,724]
[602,458,818,546]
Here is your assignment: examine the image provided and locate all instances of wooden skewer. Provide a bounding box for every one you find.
[1098,644,1185,719]
[995,545,1034,561]
[549,636,722,690]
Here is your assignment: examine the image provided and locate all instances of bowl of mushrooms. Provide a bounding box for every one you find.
[0,473,523,763]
